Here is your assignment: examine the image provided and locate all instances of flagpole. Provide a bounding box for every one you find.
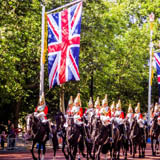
[148,13,154,123]
[40,3,45,96]
[47,0,82,14]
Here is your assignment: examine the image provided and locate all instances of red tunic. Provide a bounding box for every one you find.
[78,107,83,117]
[35,105,48,119]
[105,109,111,118]
[119,111,125,119]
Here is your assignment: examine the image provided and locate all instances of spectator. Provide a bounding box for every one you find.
[8,124,16,150]
[7,120,12,134]
[1,131,6,150]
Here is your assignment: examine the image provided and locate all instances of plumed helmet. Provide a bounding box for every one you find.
[68,96,73,105]
[95,97,100,107]
[74,93,81,105]
[88,97,93,106]
[102,94,108,106]
[128,104,133,113]
[116,99,121,109]
[110,101,115,110]
[39,92,45,105]
[154,102,159,112]
[135,102,140,113]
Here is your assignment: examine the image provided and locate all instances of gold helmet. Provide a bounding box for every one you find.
[88,97,93,106]
[102,94,108,106]
[95,97,100,107]
[135,102,140,113]
[116,99,121,110]
[68,96,73,105]
[39,92,45,105]
[110,101,115,110]
[74,93,81,106]
[128,104,133,113]
[154,102,159,112]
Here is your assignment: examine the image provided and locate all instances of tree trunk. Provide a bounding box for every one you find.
[14,99,21,128]
[90,70,94,100]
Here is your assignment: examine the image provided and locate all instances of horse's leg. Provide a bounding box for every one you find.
[72,145,77,160]
[62,138,69,159]
[151,137,155,156]
[138,144,141,158]
[41,143,46,160]
[130,140,132,155]
[31,141,37,160]
[38,143,41,160]
[79,137,85,158]
[156,139,159,155]
[52,133,58,160]
[132,143,136,158]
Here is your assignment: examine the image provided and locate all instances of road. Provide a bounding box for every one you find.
[0,143,159,160]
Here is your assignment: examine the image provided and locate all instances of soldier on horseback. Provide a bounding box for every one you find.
[66,96,74,116]
[115,99,125,124]
[94,97,101,117]
[84,97,94,121]
[34,92,48,123]
[153,103,160,117]
[100,94,111,125]
[134,102,144,127]
[72,93,83,125]
[110,101,115,120]
[126,104,134,123]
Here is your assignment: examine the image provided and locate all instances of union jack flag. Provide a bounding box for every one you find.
[47,2,82,88]
[154,52,160,96]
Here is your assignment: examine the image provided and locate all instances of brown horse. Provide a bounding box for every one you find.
[150,115,160,156]
[26,114,49,160]
[130,118,146,158]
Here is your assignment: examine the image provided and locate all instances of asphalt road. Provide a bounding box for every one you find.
[0,143,159,160]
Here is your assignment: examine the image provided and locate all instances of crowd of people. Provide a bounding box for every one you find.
[0,120,22,150]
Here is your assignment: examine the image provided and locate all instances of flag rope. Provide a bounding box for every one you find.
[47,0,83,14]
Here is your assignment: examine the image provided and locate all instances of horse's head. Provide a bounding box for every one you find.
[25,113,40,135]
[25,114,33,133]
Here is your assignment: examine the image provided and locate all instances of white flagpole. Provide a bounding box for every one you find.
[47,0,82,14]
[148,13,154,123]
[40,3,45,96]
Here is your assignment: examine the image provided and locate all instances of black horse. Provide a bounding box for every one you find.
[150,115,160,156]
[130,118,146,158]
[26,114,50,160]
[66,116,85,160]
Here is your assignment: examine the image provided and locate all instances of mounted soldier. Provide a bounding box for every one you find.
[94,97,101,117]
[84,97,94,121]
[110,101,115,120]
[134,102,144,127]
[66,96,74,116]
[126,104,134,123]
[115,99,124,124]
[100,94,111,125]
[71,93,83,125]
[34,92,48,123]
[153,102,160,117]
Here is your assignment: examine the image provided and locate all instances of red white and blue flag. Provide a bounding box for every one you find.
[47,2,82,88]
[154,52,160,96]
